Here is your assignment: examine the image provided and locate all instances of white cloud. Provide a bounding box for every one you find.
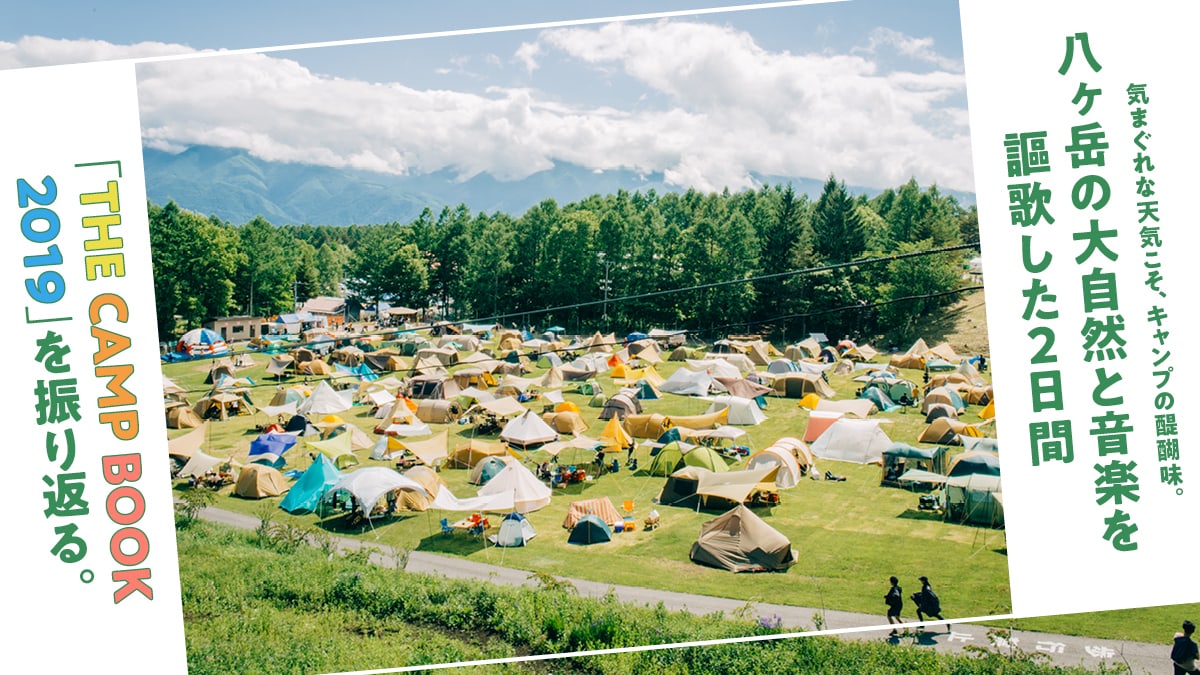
[513,41,540,73]
[4,21,974,193]
[0,35,194,69]
[857,27,964,73]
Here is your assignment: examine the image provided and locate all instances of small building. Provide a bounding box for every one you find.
[261,311,327,336]
[301,296,346,326]
[205,315,262,342]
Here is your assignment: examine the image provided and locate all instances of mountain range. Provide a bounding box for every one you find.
[142,145,975,227]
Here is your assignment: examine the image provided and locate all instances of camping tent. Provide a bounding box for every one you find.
[175,328,229,359]
[947,450,1001,477]
[917,418,983,445]
[324,467,428,518]
[500,409,559,449]
[880,443,948,487]
[488,512,538,547]
[809,418,892,464]
[704,396,767,426]
[234,464,289,499]
[772,373,836,399]
[562,497,624,529]
[469,455,513,485]
[279,454,342,513]
[944,473,1003,526]
[567,514,612,545]
[477,461,552,513]
[746,447,803,489]
[802,410,844,443]
[688,505,797,572]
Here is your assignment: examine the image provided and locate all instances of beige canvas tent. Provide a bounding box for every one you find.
[689,505,798,573]
[234,464,288,498]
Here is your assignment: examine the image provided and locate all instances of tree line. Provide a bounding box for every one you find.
[148,175,979,345]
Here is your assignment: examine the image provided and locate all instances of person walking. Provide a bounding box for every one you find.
[884,576,904,637]
[911,575,946,629]
[1172,620,1199,674]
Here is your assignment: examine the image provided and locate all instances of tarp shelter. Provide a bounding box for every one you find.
[659,368,713,396]
[324,467,428,519]
[500,409,559,449]
[704,396,767,426]
[880,443,948,486]
[489,512,538,547]
[176,450,226,479]
[714,377,772,401]
[477,461,552,513]
[746,447,803,489]
[469,455,513,485]
[447,440,509,469]
[279,454,342,513]
[917,418,983,445]
[305,432,360,470]
[562,497,624,529]
[248,432,299,468]
[689,505,797,573]
[234,464,289,499]
[567,515,612,545]
[809,418,892,464]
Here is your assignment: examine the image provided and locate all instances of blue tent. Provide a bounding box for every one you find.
[860,387,900,413]
[568,514,612,545]
[279,454,342,513]
[249,432,299,468]
[626,332,648,343]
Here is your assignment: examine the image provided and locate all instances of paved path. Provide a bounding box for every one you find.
[199,506,1169,673]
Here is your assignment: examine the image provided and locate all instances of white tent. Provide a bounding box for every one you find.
[685,359,742,380]
[659,368,713,396]
[430,486,514,513]
[500,409,559,448]
[489,513,538,547]
[703,395,767,426]
[298,380,352,416]
[745,447,803,489]
[325,468,427,519]
[809,418,892,464]
[176,450,226,478]
[477,461,552,513]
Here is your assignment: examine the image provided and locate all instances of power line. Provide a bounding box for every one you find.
[462,241,980,325]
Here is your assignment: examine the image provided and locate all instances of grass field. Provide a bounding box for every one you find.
[162,290,1200,645]
[165,296,1013,633]
[179,519,1103,675]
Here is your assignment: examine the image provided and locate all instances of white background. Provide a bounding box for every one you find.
[962,1,1198,616]
[2,61,187,673]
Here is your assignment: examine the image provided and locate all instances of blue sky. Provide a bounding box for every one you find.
[2,0,974,192]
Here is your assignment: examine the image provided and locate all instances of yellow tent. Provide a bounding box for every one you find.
[796,393,821,410]
[980,399,995,420]
[599,416,634,451]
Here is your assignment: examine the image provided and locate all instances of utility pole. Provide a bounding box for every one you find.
[598,252,612,331]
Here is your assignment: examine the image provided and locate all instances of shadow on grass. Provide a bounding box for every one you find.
[417,531,491,555]
[895,509,946,522]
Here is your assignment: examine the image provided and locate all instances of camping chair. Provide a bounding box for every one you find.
[622,500,635,515]
[440,518,454,535]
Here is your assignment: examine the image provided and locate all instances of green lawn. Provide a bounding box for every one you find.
[165,337,1010,629]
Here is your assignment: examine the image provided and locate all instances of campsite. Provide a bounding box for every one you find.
[163,309,1012,624]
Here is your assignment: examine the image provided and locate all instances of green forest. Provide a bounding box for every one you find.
[149,175,979,345]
